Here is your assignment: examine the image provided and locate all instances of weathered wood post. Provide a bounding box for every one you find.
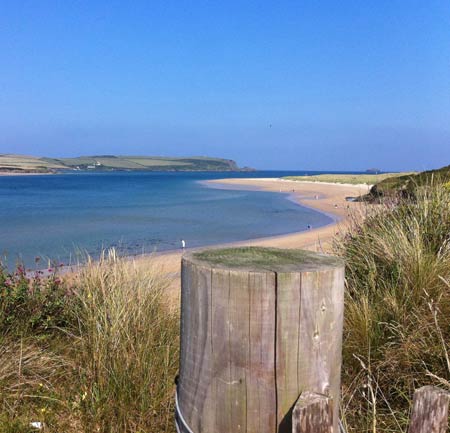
[408,386,450,433]
[292,391,333,433]
[176,247,344,433]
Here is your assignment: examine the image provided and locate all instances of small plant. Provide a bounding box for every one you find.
[0,263,76,335]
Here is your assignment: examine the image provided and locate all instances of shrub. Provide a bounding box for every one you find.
[0,264,76,336]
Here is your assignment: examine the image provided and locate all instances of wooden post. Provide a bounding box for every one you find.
[176,246,344,433]
[292,391,333,433]
[408,386,450,433]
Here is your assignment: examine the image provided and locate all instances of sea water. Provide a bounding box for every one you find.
[0,171,337,267]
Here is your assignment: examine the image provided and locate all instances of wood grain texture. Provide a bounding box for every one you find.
[212,268,232,432]
[178,248,344,433]
[297,268,344,433]
[178,259,194,424]
[408,386,450,433]
[247,271,277,433]
[228,270,250,433]
[276,271,302,428]
[292,391,333,433]
[178,261,214,433]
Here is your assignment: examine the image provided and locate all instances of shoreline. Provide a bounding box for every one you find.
[0,171,55,176]
[133,178,368,300]
[31,179,367,299]
[201,177,368,249]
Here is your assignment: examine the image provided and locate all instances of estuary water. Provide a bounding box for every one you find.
[0,171,336,267]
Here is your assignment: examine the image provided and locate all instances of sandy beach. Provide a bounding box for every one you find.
[142,178,370,300]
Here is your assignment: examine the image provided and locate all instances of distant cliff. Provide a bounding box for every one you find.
[0,154,253,173]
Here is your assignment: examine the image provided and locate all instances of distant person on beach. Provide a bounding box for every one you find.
[307,224,312,230]
[181,239,186,250]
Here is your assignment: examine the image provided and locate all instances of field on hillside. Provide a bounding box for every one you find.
[50,155,241,171]
[283,172,414,185]
[0,154,243,173]
[53,156,190,169]
[0,155,67,172]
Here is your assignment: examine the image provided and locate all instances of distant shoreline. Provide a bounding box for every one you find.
[0,171,55,176]
[0,154,252,173]
[0,169,253,176]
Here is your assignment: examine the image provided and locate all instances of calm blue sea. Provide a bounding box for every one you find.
[0,171,351,268]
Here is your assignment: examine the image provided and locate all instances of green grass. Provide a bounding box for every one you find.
[193,246,342,271]
[0,251,179,433]
[283,173,413,185]
[368,165,450,199]
[1,175,449,433]
[50,155,240,171]
[53,156,189,169]
[74,251,179,433]
[1,154,243,173]
[335,182,450,432]
[0,155,66,172]
[119,157,190,167]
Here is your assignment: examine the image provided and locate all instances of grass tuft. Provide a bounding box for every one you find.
[335,183,450,432]
[73,250,179,433]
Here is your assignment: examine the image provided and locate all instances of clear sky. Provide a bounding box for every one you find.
[1,1,449,171]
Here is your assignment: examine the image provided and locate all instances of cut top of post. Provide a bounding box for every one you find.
[188,246,343,272]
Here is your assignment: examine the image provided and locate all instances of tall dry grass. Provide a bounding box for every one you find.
[74,250,179,433]
[335,184,450,432]
[0,250,179,433]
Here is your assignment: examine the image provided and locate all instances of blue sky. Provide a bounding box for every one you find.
[1,1,449,171]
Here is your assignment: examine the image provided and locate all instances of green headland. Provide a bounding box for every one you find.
[0,154,252,173]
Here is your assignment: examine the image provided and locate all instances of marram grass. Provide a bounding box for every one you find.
[74,250,179,433]
[1,183,449,433]
[0,250,179,433]
[335,183,450,433]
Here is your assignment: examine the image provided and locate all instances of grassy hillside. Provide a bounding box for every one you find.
[0,154,67,173]
[335,183,450,432]
[283,172,413,185]
[49,155,243,171]
[0,154,247,173]
[368,164,450,198]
